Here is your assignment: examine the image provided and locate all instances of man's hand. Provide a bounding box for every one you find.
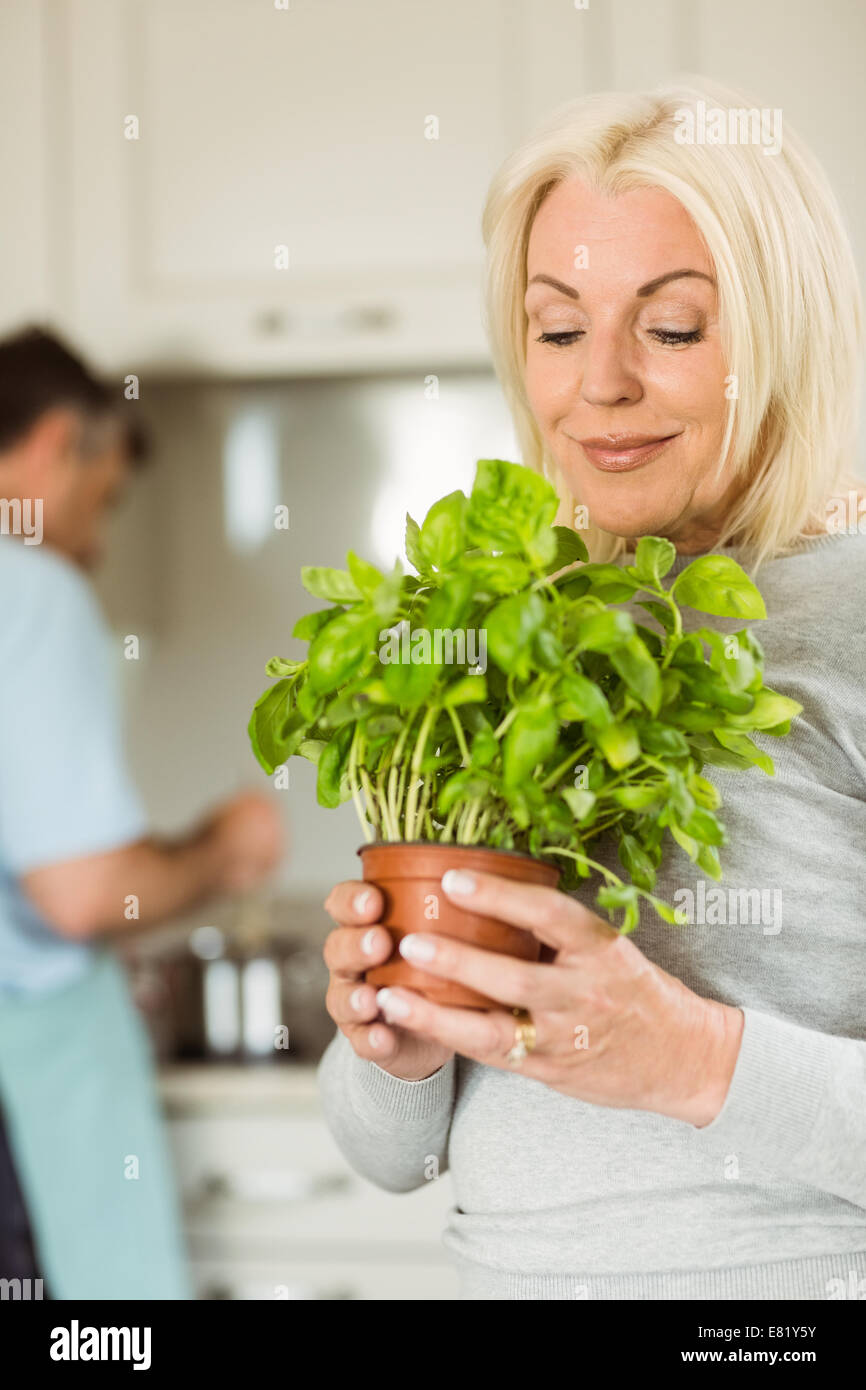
[206,792,284,894]
[22,791,285,938]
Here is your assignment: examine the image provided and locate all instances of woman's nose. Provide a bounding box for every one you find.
[578,331,643,408]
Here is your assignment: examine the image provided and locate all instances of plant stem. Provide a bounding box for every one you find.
[347,727,374,843]
[538,844,623,887]
[441,803,460,842]
[413,773,433,841]
[447,705,471,765]
[493,707,518,739]
[540,742,591,791]
[387,715,415,834]
[376,764,397,840]
[404,704,438,840]
[461,796,483,843]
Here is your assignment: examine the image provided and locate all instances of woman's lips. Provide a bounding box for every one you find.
[578,433,680,472]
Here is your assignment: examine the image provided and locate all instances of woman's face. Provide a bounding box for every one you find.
[524,178,738,549]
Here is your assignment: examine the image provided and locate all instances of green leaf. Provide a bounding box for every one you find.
[556,672,612,725]
[696,843,722,880]
[297,681,324,722]
[672,555,767,619]
[713,728,774,774]
[292,606,344,641]
[442,675,488,706]
[300,566,363,604]
[683,804,727,846]
[611,783,664,810]
[405,513,424,572]
[596,722,641,770]
[697,627,758,694]
[576,563,641,604]
[438,769,492,815]
[636,722,689,758]
[346,551,384,597]
[596,882,641,933]
[632,536,677,585]
[307,611,378,693]
[466,458,559,566]
[297,739,327,763]
[503,700,559,786]
[687,732,756,770]
[618,833,656,891]
[316,725,354,808]
[485,591,546,678]
[470,724,499,768]
[417,490,468,571]
[247,679,295,774]
[560,787,597,822]
[265,656,305,678]
[576,609,635,653]
[548,526,589,571]
[382,650,440,707]
[723,689,802,731]
[463,554,531,594]
[609,636,662,715]
[646,894,689,926]
[637,599,677,634]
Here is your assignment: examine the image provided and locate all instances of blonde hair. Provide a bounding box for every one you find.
[481,76,863,566]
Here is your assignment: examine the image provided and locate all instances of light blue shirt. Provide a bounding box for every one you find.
[0,538,148,995]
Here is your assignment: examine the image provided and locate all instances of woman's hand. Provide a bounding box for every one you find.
[322,880,454,1081]
[371,868,744,1127]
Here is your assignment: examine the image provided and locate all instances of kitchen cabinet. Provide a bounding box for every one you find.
[1,0,697,376]
[160,1063,459,1301]
[5,1,857,377]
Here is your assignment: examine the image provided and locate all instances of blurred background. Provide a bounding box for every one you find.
[1,0,864,1300]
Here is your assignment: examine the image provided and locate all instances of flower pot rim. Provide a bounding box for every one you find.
[356,839,557,869]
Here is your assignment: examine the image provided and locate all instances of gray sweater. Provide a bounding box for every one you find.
[318,530,866,1299]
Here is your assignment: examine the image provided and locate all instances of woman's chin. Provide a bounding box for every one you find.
[583,498,679,541]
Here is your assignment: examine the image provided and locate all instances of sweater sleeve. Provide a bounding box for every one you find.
[316,1030,457,1193]
[693,1006,866,1209]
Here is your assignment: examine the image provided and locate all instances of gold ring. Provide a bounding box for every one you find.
[506,1007,536,1065]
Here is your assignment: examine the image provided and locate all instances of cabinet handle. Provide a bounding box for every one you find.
[201,1282,357,1301]
[193,1170,351,1204]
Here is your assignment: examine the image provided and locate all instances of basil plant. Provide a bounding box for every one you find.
[248,459,800,932]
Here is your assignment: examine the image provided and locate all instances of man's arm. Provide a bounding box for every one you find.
[0,548,282,943]
[21,793,282,940]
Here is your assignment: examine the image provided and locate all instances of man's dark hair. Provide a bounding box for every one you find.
[0,325,148,464]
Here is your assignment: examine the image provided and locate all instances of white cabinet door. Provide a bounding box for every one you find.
[58,0,525,374]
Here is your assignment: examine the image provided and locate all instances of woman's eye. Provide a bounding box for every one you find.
[536,330,585,346]
[649,328,703,345]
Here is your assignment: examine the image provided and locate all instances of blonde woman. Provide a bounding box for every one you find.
[317,78,866,1300]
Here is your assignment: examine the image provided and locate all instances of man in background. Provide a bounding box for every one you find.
[0,327,283,1298]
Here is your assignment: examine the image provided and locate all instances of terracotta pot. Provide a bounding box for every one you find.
[358,841,562,1009]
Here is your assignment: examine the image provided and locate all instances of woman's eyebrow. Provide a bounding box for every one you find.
[526,269,716,299]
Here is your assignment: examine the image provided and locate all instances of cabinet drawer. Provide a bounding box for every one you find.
[190,1255,459,1302]
[167,1114,453,1245]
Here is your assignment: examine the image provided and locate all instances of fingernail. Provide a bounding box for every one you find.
[369,1028,383,1049]
[442,868,476,895]
[354,888,372,914]
[376,988,411,1020]
[361,929,378,956]
[399,934,436,963]
[350,987,365,1013]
